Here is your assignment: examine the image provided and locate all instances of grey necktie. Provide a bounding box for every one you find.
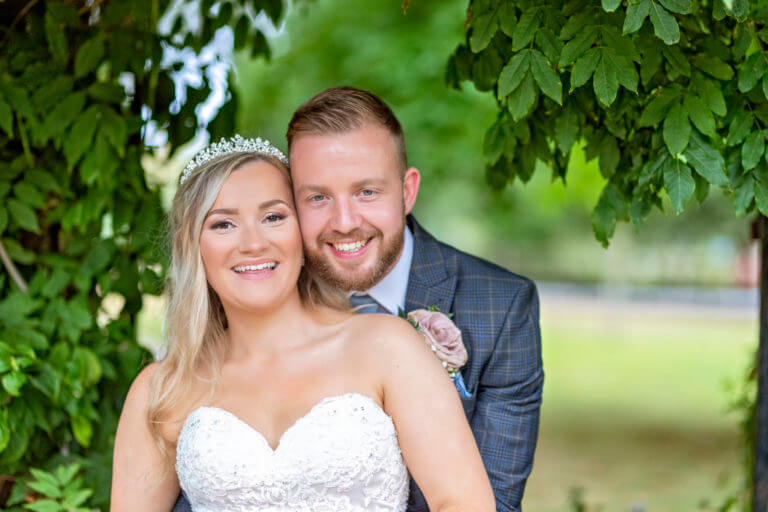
[349,293,390,314]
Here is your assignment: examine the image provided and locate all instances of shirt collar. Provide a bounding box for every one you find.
[354,225,414,315]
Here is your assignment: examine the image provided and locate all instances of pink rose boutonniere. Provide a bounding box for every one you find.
[405,308,473,398]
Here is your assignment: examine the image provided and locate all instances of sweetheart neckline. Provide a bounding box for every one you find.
[183,392,388,452]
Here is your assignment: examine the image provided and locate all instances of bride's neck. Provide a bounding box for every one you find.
[222,290,317,359]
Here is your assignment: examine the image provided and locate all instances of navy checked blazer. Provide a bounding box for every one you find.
[404,217,543,512]
[171,217,542,512]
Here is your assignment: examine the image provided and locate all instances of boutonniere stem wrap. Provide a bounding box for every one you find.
[405,308,473,399]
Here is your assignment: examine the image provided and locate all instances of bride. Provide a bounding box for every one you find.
[110,137,495,511]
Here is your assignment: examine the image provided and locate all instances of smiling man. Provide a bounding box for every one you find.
[286,87,544,512]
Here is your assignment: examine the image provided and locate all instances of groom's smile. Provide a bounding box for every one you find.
[289,123,420,292]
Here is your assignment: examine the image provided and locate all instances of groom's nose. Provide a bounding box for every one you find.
[328,198,362,233]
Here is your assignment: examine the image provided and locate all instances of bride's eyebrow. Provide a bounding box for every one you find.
[205,208,237,219]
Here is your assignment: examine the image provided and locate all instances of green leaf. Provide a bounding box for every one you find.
[44,12,68,66]
[79,134,118,186]
[75,36,105,78]
[55,463,80,486]
[0,97,12,137]
[599,135,620,178]
[42,92,86,140]
[683,132,728,186]
[742,131,765,171]
[700,79,727,116]
[507,72,537,121]
[8,198,40,234]
[2,372,26,396]
[602,0,621,11]
[733,174,754,216]
[0,411,8,453]
[71,415,93,447]
[727,110,753,146]
[693,169,710,204]
[234,15,250,49]
[592,193,616,247]
[738,52,767,93]
[0,207,7,235]
[692,55,734,81]
[649,1,679,45]
[13,182,45,208]
[62,488,92,508]
[658,0,691,13]
[535,28,563,64]
[593,52,620,106]
[555,106,579,153]
[28,469,62,498]
[41,269,70,298]
[483,120,505,163]
[570,48,601,90]
[559,26,598,67]
[513,7,541,51]
[23,499,61,512]
[498,3,517,37]
[63,106,100,169]
[529,50,562,104]
[498,52,530,98]
[755,178,768,216]
[605,49,638,93]
[662,45,690,77]
[663,157,694,213]
[100,107,128,157]
[471,11,499,53]
[683,94,716,137]
[623,0,651,34]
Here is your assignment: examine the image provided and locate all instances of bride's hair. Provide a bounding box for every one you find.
[146,151,346,459]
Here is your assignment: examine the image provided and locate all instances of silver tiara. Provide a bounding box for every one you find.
[180,135,289,184]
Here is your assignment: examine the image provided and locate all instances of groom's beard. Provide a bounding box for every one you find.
[306,225,404,292]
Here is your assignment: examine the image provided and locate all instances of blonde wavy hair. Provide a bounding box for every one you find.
[147,151,347,459]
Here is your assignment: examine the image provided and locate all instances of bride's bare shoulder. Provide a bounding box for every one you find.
[344,314,426,356]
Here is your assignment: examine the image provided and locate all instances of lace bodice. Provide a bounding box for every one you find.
[176,393,409,511]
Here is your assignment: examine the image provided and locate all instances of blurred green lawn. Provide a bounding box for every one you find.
[138,290,755,511]
[525,294,755,511]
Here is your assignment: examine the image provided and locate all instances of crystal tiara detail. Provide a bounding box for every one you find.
[180,135,289,184]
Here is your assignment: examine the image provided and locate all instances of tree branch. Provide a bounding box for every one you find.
[0,239,28,293]
[2,0,40,45]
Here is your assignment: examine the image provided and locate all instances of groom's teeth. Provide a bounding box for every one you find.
[333,241,367,253]
[233,262,277,272]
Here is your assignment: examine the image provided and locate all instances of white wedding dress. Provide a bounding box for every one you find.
[176,392,409,511]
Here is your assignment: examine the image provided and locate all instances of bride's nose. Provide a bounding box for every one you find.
[238,224,269,253]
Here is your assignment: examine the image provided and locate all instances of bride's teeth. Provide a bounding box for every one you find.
[333,241,367,253]
[233,262,277,272]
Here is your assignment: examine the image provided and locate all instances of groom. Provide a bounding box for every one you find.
[287,87,543,512]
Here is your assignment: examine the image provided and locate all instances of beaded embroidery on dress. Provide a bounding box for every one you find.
[176,393,409,512]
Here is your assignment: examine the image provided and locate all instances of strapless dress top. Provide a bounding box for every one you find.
[175,392,409,511]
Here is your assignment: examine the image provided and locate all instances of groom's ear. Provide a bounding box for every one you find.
[402,167,421,216]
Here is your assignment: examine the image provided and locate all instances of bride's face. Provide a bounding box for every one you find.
[200,159,303,313]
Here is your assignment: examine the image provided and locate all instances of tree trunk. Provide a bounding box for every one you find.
[756,215,768,511]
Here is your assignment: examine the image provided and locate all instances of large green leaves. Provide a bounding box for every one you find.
[663,157,694,212]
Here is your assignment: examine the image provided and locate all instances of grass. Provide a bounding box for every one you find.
[524,294,756,511]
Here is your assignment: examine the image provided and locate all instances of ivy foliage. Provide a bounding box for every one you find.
[0,0,283,508]
[449,0,764,245]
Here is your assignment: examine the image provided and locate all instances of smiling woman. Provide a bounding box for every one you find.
[109,138,495,512]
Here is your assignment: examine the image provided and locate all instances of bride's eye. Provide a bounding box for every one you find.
[264,213,285,224]
[211,220,234,232]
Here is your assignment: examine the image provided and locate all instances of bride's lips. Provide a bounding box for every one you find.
[327,238,373,259]
[231,260,279,281]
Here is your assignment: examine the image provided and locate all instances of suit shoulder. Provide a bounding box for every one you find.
[436,239,537,292]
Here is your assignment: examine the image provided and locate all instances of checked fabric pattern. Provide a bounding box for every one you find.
[403,217,543,512]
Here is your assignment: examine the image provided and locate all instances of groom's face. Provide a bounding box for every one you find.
[289,124,420,291]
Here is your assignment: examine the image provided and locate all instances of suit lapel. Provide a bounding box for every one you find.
[405,217,457,314]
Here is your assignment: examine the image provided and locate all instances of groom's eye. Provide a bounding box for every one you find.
[310,194,326,202]
[360,189,376,198]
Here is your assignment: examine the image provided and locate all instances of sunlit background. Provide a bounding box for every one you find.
[138,0,758,509]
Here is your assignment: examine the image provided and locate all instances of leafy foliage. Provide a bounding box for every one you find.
[449,0,766,246]
[0,0,284,507]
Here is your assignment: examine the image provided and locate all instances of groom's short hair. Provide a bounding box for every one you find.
[287,87,407,173]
